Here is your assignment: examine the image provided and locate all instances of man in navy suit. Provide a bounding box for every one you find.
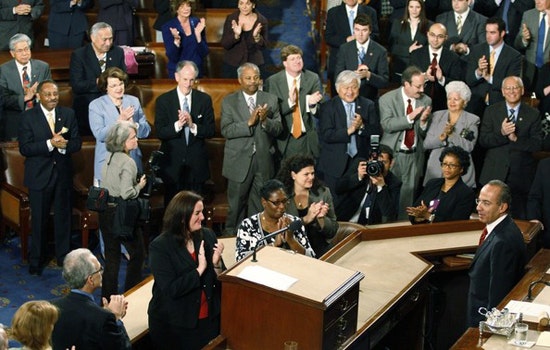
[18,80,82,275]
[473,0,533,46]
[410,23,463,111]
[70,22,126,136]
[318,70,381,196]
[467,180,526,327]
[0,33,51,141]
[335,13,389,102]
[155,60,216,205]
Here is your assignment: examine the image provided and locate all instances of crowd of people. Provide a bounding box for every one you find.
[2,0,550,348]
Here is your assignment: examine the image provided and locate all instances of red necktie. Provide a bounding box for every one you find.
[404,99,415,149]
[430,53,438,76]
[22,66,33,110]
[478,227,488,245]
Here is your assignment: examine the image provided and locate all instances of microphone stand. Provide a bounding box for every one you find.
[251,219,302,263]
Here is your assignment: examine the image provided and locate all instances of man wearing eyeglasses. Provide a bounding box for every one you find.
[467,180,526,327]
[52,248,132,350]
[0,33,51,141]
[410,23,463,112]
[479,76,541,219]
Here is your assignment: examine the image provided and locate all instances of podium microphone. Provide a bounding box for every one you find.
[251,219,303,262]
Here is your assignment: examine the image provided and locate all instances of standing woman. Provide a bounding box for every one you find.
[148,191,224,350]
[277,154,339,257]
[99,121,147,299]
[89,67,151,185]
[424,81,479,188]
[9,300,59,350]
[388,0,431,82]
[220,0,268,78]
[48,0,94,48]
[162,0,209,78]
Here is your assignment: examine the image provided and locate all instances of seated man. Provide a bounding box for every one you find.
[334,144,402,224]
[51,248,132,350]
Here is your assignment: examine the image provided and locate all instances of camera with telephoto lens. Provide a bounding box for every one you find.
[140,150,164,197]
[366,135,384,177]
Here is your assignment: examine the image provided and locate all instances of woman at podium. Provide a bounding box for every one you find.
[236,179,316,262]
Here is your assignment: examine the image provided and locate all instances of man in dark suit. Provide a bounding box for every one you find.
[514,0,550,92]
[334,144,402,224]
[318,70,381,196]
[335,13,389,102]
[155,60,215,206]
[52,248,132,350]
[436,0,487,58]
[47,0,93,48]
[264,44,324,162]
[18,80,81,275]
[379,65,432,220]
[70,22,126,136]
[410,23,463,112]
[0,33,51,141]
[473,0,533,46]
[325,0,380,96]
[479,76,541,220]
[465,17,522,118]
[467,180,526,327]
[221,63,282,235]
[0,0,44,50]
[527,158,550,247]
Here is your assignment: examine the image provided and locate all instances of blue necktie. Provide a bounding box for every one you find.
[509,108,516,123]
[182,96,190,144]
[349,10,355,34]
[501,0,511,33]
[358,47,366,65]
[537,13,546,68]
[346,103,357,157]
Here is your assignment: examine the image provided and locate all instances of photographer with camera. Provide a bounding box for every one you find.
[334,142,402,225]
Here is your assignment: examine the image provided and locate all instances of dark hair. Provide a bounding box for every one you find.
[259,179,286,200]
[401,65,424,85]
[379,144,394,162]
[354,13,372,28]
[280,44,303,62]
[162,191,204,246]
[486,16,506,33]
[400,0,430,34]
[276,154,322,195]
[486,179,512,207]
[171,0,192,15]
[97,67,128,93]
[439,145,470,174]
[37,79,58,94]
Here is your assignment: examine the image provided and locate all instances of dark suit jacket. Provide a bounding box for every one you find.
[220,10,268,67]
[325,3,380,76]
[467,215,526,326]
[479,101,541,193]
[221,90,282,183]
[318,95,381,178]
[148,229,221,328]
[0,0,44,50]
[410,46,463,111]
[335,39,389,101]
[155,88,215,186]
[474,0,533,45]
[388,19,431,78]
[465,43,522,116]
[18,106,81,191]
[335,157,402,225]
[527,158,550,246]
[52,292,131,350]
[97,0,137,45]
[409,177,475,224]
[263,68,323,159]
[48,0,92,37]
[435,10,487,50]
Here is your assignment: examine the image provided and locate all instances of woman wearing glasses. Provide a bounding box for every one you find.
[236,179,315,262]
[406,146,475,223]
[277,154,338,257]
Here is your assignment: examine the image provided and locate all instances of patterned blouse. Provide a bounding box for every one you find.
[236,213,316,262]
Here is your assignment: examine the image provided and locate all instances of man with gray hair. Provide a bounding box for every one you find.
[69,22,126,136]
[0,33,51,140]
[51,248,131,350]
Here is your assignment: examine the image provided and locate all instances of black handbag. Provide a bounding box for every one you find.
[112,197,140,241]
[86,186,109,212]
[137,196,150,222]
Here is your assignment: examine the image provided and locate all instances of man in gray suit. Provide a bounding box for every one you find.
[379,65,432,220]
[221,63,283,235]
[264,45,324,162]
[0,0,44,50]
[0,33,51,141]
[514,0,550,91]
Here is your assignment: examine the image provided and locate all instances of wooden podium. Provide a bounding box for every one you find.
[218,246,364,349]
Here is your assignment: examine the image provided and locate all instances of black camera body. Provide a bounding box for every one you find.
[366,135,384,177]
[139,150,164,197]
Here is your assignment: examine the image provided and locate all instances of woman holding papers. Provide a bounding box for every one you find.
[148,191,225,350]
[236,179,315,262]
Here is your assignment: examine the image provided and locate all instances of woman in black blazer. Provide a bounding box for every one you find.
[148,191,225,350]
[406,146,475,223]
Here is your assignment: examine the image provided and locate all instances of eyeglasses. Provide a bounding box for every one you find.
[89,265,104,278]
[12,47,30,54]
[440,162,460,169]
[411,83,426,89]
[428,32,446,39]
[266,198,289,207]
[503,86,522,91]
[475,198,495,207]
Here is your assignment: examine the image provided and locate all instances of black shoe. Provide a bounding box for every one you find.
[29,265,44,276]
